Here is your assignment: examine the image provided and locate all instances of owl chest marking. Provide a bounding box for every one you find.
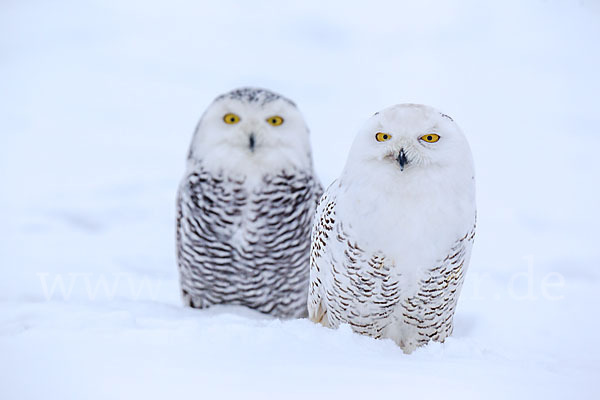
[400,223,476,346]
[178,167,320,317]
[324,222,402,338]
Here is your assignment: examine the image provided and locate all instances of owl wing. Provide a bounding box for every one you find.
[176,173,202,307]
[401,218,476,349]
[312,178,324,208]
[308,182,338,324]
[176,169,244,308]
[308,182,403,335]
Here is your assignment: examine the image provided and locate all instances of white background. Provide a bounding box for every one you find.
[1,0,599,398]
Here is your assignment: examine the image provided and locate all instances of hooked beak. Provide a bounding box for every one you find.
[248,133,256,152]
[397,148,408,171]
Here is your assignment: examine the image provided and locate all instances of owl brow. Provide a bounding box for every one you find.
[440,113,453,122]
[216,88,296,107]
[429,124,441,133]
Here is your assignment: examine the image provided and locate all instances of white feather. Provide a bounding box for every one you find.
[309,104,476,352]
[178,88,322,318]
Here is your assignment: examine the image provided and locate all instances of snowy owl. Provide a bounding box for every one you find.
[308,104,476,353]
[176,87,322,318]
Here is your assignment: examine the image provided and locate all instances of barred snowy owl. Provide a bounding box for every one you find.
[308,104,476,353]
[176,87,322,318]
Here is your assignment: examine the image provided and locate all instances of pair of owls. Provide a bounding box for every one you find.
[176,87,476,353]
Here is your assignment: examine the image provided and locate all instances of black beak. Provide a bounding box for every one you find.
[397,149,408,171]
[249,133,256,152]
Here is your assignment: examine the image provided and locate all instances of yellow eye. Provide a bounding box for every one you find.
[420,134,440,143]
[266,116,284,126]
[375,132,392,142]
[223,113,240,124]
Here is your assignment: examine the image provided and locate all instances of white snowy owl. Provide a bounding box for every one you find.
[177,87,322,318]
[308,104,476,353]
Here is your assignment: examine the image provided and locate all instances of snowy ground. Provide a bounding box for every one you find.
[1,0,599,398]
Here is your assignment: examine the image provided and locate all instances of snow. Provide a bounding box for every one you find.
[1,0,599,398]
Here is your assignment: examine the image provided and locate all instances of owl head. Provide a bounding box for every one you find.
[188,87,312,176]
[344,104,474,184]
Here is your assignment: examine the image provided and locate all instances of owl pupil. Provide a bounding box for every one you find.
[427,136,432,141]
[384,135,388,139]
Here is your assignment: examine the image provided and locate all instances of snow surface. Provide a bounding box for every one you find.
[1,0,599,398]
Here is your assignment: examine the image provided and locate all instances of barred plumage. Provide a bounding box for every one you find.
[177,167,321,317]
[308,104,476,353]
[309,187,475,350]
[177,87,321,318]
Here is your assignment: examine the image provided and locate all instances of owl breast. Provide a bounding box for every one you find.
[177,166,321,318]
[309,185,476,353]
[321,222,402,338]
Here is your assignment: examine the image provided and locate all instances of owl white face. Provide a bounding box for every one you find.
[189,88,312,176]
[338,104,476,269]
[346,104,473,178]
